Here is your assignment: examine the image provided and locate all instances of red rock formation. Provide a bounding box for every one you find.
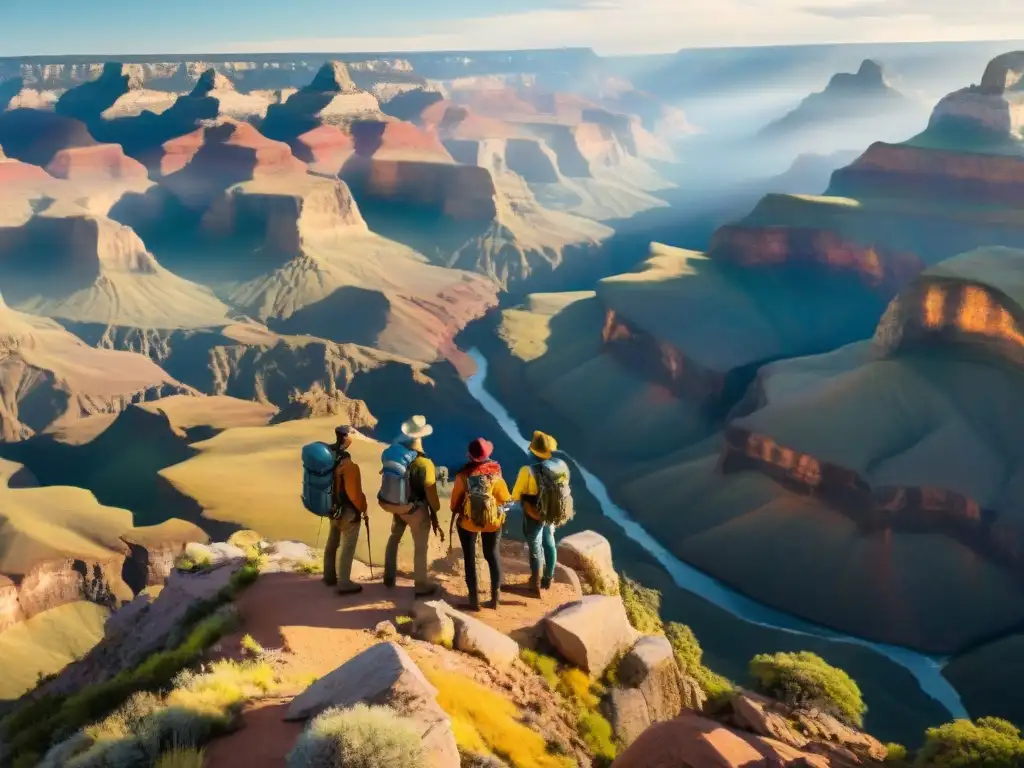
[602,308,726,402]
[708,225,924,293]
[718,424,1013,575]
[421,102,526,140]
[0,146,52,185]
[157,120,310,208]
[45,143,148,181]
[0,109,98,167]
[349,119,451,160]
[872,251,1024,369]
[829,142,1024,205]
[291,124,354,171]
[341,157,498,220]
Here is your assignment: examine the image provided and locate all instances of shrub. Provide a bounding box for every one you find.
[287,704,426,768]
[556,669,600,710]
[154,745,206,768]
[296,559,324,575]
[665,622,734,708]
[915,718,1024,768]
[240,634,265,657]
[578,559,619,597]
[577,709,616,766]
[425,667,574,768]
[619,575,663,635]
[749,651,865,727]
[519,649,560,691]
[885,742,910,765]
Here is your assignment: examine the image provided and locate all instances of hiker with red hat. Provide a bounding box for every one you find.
[449,437,512,611]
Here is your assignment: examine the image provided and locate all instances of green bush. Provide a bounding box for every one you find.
[619,575,663,635]
[664,623,734,709]
[577,709,616,765]
[749,651,865,727]
[519,649,560,691]
[2,562,259,766]
[287,704,427,768]
[885,742,910,765]
[915,718,1024,768]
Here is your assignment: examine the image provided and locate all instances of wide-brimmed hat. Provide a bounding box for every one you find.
[467,438,494,462]
[400,414,434,440]
[529,430,557,460]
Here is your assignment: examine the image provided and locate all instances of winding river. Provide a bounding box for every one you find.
[464,348,968,719]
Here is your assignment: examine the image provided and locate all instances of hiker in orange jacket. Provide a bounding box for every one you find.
[449,438,511,611]
[324,425,368,595]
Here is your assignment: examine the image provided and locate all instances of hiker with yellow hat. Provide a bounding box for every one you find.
[511,430,575,597]
[379,415,444,597]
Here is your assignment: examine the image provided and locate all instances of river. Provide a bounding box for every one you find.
[464,347,968,719]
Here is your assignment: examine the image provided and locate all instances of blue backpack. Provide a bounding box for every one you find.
[301,442,339,516]
[378,443,418,509]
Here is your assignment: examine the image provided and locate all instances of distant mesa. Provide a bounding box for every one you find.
[759,58,915,140]
[0,143,53,186]
[926,50,1024,146]
[55,62,176,125]
[261,60,384,142]
[0,109,97,167]
[156,119,309,209]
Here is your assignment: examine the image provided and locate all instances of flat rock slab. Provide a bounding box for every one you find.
[423,600,519,669]
[544,594,638,676]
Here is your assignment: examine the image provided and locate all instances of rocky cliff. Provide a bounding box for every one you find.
[928,50,1024,139]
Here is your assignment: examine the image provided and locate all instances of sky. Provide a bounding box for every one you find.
[2,0,1024,57]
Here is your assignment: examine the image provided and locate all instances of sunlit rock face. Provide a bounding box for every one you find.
[829,142,1024,205]
[873,246,1024,368]
[929,50,1024,137]
[708,224,924,293]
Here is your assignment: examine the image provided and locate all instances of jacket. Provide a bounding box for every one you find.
[511,457,570,522]
[408,453,442,513]
[450,460,512,533]
[332,450,368,517]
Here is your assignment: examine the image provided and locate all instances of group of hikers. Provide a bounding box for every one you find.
[303,415,574,612]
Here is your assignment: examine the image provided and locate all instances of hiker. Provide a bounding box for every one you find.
[379,415,444,597]
[449,438,512,611]
[511,430,575,597]
[322,425,368,595]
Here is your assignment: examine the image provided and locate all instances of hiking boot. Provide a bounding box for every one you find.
[322,576,338,587]
[485,590,500,610]
[459,597,481,612]
[528,573,542,598]
[541,577,552,591]
[336,583,364,596]
[382,577,396,589]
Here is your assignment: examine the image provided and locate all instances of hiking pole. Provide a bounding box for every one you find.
[364,512,374,579]
[315,515,324,551]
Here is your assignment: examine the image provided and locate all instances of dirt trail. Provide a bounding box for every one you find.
[205,541,580,768]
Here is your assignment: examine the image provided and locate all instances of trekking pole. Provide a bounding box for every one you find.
[315,515,324,551]
[364,512,374,579]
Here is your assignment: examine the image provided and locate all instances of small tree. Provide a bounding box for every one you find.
[749,651,865,727]
[915,718,1024,768]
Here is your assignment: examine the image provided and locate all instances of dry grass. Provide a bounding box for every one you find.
[424,667,574,768]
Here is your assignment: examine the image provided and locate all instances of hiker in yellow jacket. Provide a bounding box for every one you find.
[511,430,574,597]
[450,438,511,612]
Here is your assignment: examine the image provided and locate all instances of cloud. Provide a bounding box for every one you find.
[214,0,1024,56]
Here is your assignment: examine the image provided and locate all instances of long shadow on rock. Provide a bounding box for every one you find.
[268,286,392,347]
[0,109,97,167]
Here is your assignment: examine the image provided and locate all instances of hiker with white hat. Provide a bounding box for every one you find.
[379,415,443,597]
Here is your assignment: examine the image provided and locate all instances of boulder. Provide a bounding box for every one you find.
[286,642,459,768]
[120,519,210,589]
[262,540,316,573]
[793,709,888,763]
[731,693,808,749]
[544,595,638,676]
[557,530,619,595]
[182,541,245,570]
[607,687,654,748]
[412,600,456,647]
[612,713,832,768]
[416,600,519,669]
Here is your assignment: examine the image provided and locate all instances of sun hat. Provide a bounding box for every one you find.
[467,438,494,462]
[399,414,434,441]
[529,430,557,460]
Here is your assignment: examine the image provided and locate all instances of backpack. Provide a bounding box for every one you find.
[378,443,418,509]
[463,472,504,531]
[301,442,339,517]
[534,458,574,527]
